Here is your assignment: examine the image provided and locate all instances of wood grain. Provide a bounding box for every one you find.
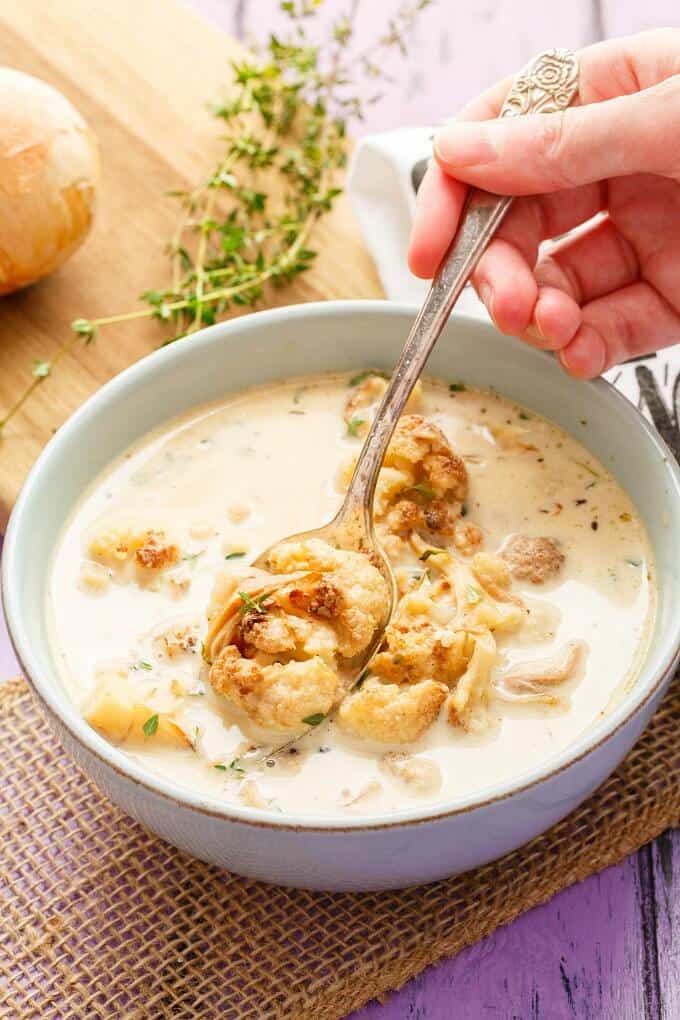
[0,0,381,528]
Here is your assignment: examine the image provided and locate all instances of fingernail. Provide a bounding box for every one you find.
[434,124,498,168]
[525,323,544,342]
[479,282,494,315]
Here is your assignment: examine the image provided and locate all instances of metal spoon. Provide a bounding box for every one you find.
[253,49,580,691]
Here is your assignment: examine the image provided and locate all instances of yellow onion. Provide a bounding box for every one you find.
[0,67,99,295]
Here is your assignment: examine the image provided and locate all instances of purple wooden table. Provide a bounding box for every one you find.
[2,2,678,1016]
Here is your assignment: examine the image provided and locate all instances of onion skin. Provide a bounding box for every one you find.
[0,68,99,295]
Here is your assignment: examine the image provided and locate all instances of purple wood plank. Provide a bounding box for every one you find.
[354,857,652,1019]
[649,832,680,1019]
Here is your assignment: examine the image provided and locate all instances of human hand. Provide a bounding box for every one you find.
[408,29,680,378]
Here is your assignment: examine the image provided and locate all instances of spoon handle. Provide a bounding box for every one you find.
[341,48,580,526]
[342,189,512,521]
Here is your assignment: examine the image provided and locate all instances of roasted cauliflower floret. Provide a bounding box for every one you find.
[88,526,179,576]
[135,531,180,570]
[339,412,477,554]
[367,552,525,737]
[206,573,336,667]
[88,527,140,566]
[371,580,474,686]
[236,611,300,657]
[205,539,390,732]
[373,552,523,690]
[371,416,472,551]
[265,539,390,659]
[385,415,468,502]
[209,646,340,734]
[338,677,447,743]
[285,578,343,619]
[501,534,565,584]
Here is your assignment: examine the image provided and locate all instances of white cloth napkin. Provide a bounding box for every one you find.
[348,127,680,458]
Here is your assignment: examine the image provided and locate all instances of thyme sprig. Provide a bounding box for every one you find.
[0,0,431,433]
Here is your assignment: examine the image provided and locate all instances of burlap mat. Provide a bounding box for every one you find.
[1,676,678,1019]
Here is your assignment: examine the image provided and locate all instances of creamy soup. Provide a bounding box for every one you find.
[48,372,655,818]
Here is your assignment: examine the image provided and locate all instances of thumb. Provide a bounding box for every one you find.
[434,77,680,194]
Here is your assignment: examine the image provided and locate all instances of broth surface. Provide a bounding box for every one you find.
[48,373,655,818]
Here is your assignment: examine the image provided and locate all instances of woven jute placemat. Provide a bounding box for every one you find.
[1,676,678,1019]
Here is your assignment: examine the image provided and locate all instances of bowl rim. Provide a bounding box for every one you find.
[4,298,680,833]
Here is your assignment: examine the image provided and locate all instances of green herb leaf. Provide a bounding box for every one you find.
[412,483,436,500]
[229,758,245,773]
[71,318,97,342]
[449,381,466,393]
[572,458,601,479]
[625,558,642,567]
[200,641,212,666]
[419,548,445,561]
[466,584,481,605]
[238,591,269,615]
[302,712,326,727]
[32,361,51,379]
[518,411,531,421]
[214,763,227,771]
[355,669,370,690]
[225,551,246,560]
[138,661,153,671]
[142,714,159,738]
[346,417,365,437]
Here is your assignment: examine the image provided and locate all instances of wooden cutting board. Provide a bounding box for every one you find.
[0,0,382,530]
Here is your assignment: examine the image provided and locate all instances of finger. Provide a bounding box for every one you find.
[412,173,604,285]
[471,249,582,351]
[535,216,639,304]
[514,218,640,353]
[434,76,680,195]
[469,184,604,339]
[471,239,538,337]
[522,286,582,351]
[559,281,680,379]
[408,161,467,278]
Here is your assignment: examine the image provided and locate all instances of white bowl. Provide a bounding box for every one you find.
[4,301,680,890]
